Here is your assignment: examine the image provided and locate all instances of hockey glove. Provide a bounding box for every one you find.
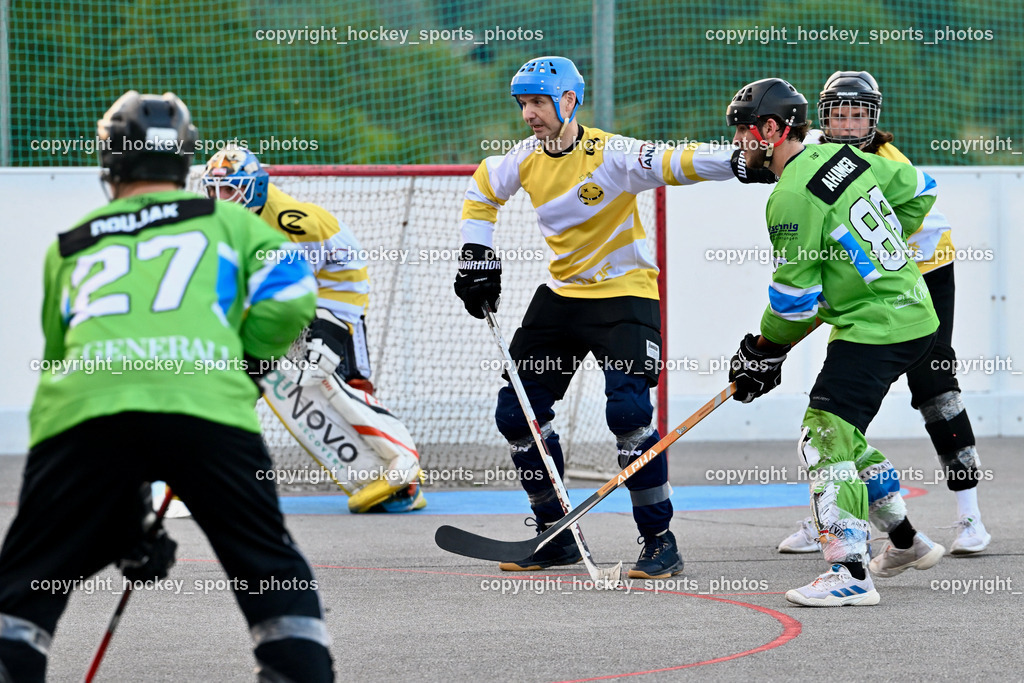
[730,149,777,184]
[454,243,501,319]
[119,512,177,582]
[299,309,365,385]
[729,333,790,403]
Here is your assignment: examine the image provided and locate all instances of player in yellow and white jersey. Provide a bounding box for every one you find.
[454,56,768,579]
[202,149,425,514]
[775,71,990,559]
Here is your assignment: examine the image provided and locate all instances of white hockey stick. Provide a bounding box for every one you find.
[483,303,622,587]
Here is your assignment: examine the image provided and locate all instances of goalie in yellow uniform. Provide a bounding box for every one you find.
[201,148,425,513]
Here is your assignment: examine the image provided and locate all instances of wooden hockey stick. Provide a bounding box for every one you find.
[437,320,822,564]
[483,304,622,586]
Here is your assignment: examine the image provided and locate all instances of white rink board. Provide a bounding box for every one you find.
[1,166,1021,453]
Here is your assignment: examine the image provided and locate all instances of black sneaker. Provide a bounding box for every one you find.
[498,518,582,571]
[628,530,684,579]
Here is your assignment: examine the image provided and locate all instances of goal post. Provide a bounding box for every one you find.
[207,164,668,484]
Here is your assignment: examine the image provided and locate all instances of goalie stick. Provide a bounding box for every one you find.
[83,486,175,683]
[482,304,622,585]
[436,321,822,563]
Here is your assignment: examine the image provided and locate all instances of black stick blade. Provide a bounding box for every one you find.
[435,524,550,562]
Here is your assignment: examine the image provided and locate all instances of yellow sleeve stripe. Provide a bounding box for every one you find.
[317,267,369,284]
[462,200,500,222]
[317,290,369,309]
[473,162,505,206]
[661,146,676,185]
[676,145,704,183]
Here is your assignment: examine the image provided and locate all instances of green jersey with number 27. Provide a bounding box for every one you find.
[29,190,316,447]
[761,143,939,346]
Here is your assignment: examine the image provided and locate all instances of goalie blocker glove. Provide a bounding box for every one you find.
[454,243,501,319]
[298,309,371,384]
[730,148,777,184]
[729,333,790,403]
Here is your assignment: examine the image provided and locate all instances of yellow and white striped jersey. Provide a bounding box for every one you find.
[461,126,735,299]
[258,183,369,327]
[806,130,954,274]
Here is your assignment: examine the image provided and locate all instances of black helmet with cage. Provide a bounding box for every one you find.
[817,71,882,148]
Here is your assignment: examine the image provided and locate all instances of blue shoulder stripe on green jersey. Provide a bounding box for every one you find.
[917,170,938,197]
[249,253,316,305]
[768,282,822,321]
[830,225,880,283]
[215,243,239,325]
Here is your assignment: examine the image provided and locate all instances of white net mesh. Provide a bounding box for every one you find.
[194,166,663,486]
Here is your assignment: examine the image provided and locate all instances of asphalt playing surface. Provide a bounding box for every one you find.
[1,436,1020,681]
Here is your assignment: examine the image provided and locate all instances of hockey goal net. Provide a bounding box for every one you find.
[195,165,667,486]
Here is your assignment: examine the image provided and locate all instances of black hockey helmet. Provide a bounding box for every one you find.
[818,71,882,147]
[97,91,198,187]
[726,78,808,129]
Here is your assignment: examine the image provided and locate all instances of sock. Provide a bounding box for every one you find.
[840,562,866,580]
[888,517,917,549]
[955,487,981,520]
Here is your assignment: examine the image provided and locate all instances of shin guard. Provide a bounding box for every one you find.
[921,391,980,492]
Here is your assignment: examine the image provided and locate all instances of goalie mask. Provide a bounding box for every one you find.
[201,148,269,210]
[511,56,585,124]
[818,71,882,149]
[97,90,198,188]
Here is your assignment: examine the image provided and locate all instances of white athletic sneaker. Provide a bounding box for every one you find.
[785,564,880,607]
[869,532,945,578]
[949,515,991,555]
[777,517,820,553]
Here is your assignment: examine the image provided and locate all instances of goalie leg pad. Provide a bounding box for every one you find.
[260,369,415,502]
[317,376,420,484]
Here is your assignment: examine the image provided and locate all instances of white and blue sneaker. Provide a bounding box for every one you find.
[950,516,991,555]
[777,517,821,553]
[869,532,945,578]
[786,564,880,607]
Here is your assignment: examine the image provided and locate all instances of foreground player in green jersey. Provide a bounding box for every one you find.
[724,79,941,607]
[0,92,333,680]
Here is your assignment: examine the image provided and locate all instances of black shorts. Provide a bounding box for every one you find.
[0,412,322,635]
[507,285,662,399]
[906,264,960,407]
[808,333,936,433]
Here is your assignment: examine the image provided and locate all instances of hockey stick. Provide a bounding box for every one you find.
[482,303,622,585]
[83,486,175,683]
[437,321,823,563]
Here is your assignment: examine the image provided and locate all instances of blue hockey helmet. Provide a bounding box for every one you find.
[201,147,269,210]
[510,56,585,123]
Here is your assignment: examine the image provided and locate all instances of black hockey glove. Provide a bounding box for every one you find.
[119,511,177,582]
[454,243,501,319]
[730,149,777,184]
[729,333,790,403]
[302,309,364,384]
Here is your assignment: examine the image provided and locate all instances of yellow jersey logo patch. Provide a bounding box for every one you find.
[577,182,604,206]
